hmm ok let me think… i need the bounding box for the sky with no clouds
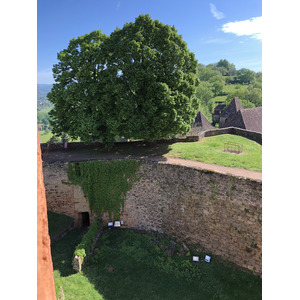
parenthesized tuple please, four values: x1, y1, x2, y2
(37, 0, 262, 84)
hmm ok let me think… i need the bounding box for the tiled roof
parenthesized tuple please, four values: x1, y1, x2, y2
(223, 107, 262, 133)
(189, 111, 215, 135)
(240, 107, 262, 133)
(221, 97, 244, 118)
(193, 111, 214, 129)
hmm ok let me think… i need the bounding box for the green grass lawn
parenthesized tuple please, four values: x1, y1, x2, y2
(223, 84, 249, 94)
(80, 134, 261, 171)
(47, 211, 73, 238)
(164, 134, 262, 171)
(51, 227, 103, 300)
(43, 134, 261, 171)
(50, 226, 261, 300)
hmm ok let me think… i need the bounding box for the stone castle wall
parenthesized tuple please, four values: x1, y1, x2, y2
(43, 160, 262, 275)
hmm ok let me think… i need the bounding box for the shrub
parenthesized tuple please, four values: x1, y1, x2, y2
(74, 219, 102, 263)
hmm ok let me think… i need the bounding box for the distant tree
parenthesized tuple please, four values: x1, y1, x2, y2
(216, 59, 231, 70)
(214, 66, 228, 76)
(225, 88, 255, 109)
(209, 75, 225, 96)
(48, 15, 200, 146)
(236, 68, 256, 84)
(195, 81, 214, 104)
(247, 86, 262, 107)
(197, 65, 221, 81)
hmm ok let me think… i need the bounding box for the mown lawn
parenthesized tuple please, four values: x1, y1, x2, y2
(164, 134, 262, 171)
(50, 216, 261, 300)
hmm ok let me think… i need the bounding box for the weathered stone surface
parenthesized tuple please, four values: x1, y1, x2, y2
(43, 161, 262, 275)
(72, 255, 82, 273)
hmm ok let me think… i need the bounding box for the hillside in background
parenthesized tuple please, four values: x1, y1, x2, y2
(37, 59, 262, 142)
(37, 84, 53, 111)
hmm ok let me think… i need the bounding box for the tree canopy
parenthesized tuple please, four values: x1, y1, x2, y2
(48, 15, 200, 146)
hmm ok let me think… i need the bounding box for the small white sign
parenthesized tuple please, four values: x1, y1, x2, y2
(120, 220, 124, 225)
(114, 221, 121, 227)
(204, 255, 211, 263)
(193, 256, 199, 262)
(108, 222, 113, 227)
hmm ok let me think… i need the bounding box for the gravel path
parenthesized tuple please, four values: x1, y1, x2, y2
(43, 151, 262, 181)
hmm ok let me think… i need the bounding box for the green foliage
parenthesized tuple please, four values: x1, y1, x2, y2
(195, 60, 261, 122)
(102, 14, 200, 143)
(225, 85, 261, 108)
(67, 160, 141, 219)
(48, 135, 60, 143)
(236, 68, 256, 85)
(209, 75, 225, 96)
(48, 30, 109, 144)
(74, 219, 102, 262)
(48, 15, 200, 146)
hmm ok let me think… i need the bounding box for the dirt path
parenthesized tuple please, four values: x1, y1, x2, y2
(43, 151, 262, 181)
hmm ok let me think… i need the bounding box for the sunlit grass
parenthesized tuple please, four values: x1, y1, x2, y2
(165, 134, 262, 171)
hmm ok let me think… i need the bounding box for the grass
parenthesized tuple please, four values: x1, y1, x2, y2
(38, 129, 81, 143)
(223, 84, 249, 94)
(47, 211, 73, 238)
(164, 134, 262, 171)
(50, 225, 261, 300)
(38, 130, 53, 143)
(51, 227, 103, 300)
(75, 134, 261, 172)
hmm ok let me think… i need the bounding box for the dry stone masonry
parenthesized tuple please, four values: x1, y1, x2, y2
(43, 160, 262, 275)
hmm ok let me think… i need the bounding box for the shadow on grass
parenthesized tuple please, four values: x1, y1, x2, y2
(50, 226, 261, 300)
(51, 228, 87, 277)
(81, 229, 262, 300)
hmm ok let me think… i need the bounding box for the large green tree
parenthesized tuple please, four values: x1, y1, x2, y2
(48, 30, 110, 144)
(101, 14, 200, 143)
(48, 15, 200, 146)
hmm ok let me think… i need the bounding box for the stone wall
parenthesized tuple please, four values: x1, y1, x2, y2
(40, 136, 200, 152)
(199, 127, 262, 145)
(42, 163, 96, 226)
(43, 160, 262, 275)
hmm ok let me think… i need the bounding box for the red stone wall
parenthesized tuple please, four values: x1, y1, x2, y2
(37, 129, 56, 300)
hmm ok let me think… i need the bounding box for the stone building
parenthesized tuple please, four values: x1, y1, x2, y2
(222, 106, 262, 133)
(219, 97, 244, 127)
(212, 102, 226, 124)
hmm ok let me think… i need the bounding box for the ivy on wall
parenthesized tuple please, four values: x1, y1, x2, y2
(67, 160, 142, 219)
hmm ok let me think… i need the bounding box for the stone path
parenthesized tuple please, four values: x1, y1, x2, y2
(43, 151, 262, 181)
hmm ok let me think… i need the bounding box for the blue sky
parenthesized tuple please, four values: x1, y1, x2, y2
(38, 0, 262, 84)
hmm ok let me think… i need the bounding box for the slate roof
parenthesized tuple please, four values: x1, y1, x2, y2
(220, 97, 244, 119)
(223, 106, 262, 133)
(189, 111, 215, 135)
